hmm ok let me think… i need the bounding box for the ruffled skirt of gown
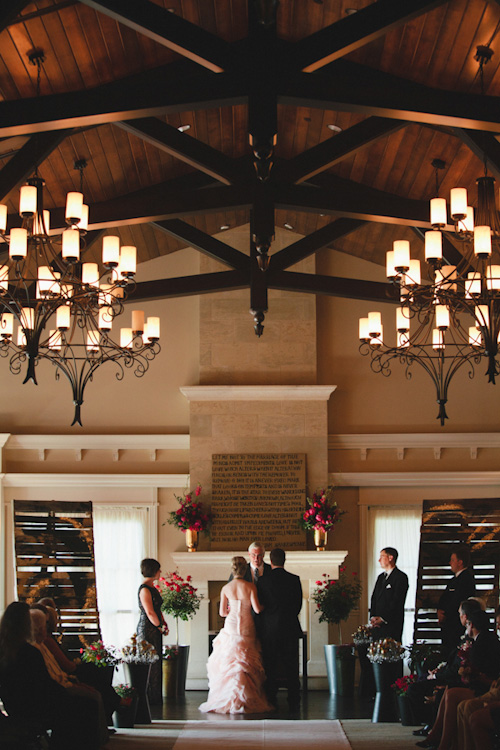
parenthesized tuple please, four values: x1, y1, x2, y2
(199, 599, 273, 714)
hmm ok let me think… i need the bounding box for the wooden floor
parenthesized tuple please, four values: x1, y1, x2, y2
(151, 690, 375, 721)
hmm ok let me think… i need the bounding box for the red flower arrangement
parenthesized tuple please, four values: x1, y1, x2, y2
(299, 486, 345, 532)
(167, 484, 211, 533)
(155, 570, 203, 645)
(392, 674, 418, 696)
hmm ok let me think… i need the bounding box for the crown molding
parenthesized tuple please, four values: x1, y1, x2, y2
(331, 471, 500, 487)
(2, 473, 189, 488)
(180, 385, 337, 401)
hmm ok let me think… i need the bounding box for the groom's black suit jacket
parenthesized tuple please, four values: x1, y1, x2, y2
(256, 566, 303, 645)
(369, 566, 409, 641)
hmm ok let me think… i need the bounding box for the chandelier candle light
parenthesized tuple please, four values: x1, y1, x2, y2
(358, 48, 500, 425)
(0, 54, 161, 426)
(359, 166, 500, 423)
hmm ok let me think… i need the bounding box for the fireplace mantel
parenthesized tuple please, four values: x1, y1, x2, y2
(169, 550, 348, 690)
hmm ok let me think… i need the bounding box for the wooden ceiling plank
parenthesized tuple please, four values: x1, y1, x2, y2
(78, 0, 232, 72)
(0, 63, 246, 137)
(278, 117, 406, 184)
(270, 218, 366, 272)
(280, 60, 500, 132)
(294, 0, 449, 73)
(0, 129, 73, 201)
(151, 218, 250, 271)
(127, 269, 249, 301)
(267, 269, 398, 303)
(117, 117, 237, 185)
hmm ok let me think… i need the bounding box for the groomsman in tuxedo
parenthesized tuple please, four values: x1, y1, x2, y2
(437, 544, 475, 656)
(257, 548, 303, 712)
(369, 547, 409, 641)
(229, 541, 271, 583)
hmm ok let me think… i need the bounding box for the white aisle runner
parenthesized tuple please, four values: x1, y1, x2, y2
(172, 719, 351, 750)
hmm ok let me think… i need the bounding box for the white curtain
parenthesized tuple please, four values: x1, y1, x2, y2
(93, 506, 149, 650)
(367, 506, 421, 649)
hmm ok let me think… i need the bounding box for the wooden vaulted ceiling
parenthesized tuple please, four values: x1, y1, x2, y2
(2, 0, 500, 328)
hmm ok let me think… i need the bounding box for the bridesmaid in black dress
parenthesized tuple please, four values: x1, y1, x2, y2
(137, 558, 168, 705)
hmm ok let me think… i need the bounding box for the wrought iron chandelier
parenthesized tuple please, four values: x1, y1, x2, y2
(358, 47, 500, 426)
(0, 52, 161, 426)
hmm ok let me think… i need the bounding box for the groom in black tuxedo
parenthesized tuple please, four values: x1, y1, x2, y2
(369, 546, 409, 642)
(257, 548, 303, 712)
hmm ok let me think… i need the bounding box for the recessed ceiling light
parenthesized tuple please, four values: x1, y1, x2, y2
(177, 124, 191, 133)
(219, 225, 230, 231)
(284, 223, 294, 231)
(327, 124, 343, 133)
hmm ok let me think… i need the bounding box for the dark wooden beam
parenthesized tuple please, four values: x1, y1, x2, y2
(278, 175, 436, 228)
(0, 130, 73, 201)
(116, 118, 238, 185)
(294, 0, 448, 72)
(270, 218, 366, 272)
(277, 117, 405, 185)
(126, 269, 249, 302)
(151, 219, 250, 272)
(451, 128, 500, 183)
(0, 63, 246, 137)
(267, 269, 398, 303)
(0, 0, 32, 31)
(280, 60, 500, 133)
(79, 0, 232, 72)
(57, 182, 253, 230)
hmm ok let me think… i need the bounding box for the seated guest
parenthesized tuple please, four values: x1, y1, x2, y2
(456, 606, 500, 750)
(416, 609, 500, 750)
(30, 608, 108, 747)
(0, 601, 96, 750)
(409, 599, 482, 732)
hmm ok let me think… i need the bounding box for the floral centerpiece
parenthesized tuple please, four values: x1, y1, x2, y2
(312, 567, 362, 643)
(391, 673, 418, 696)
(121, 633, 159, 664)
(299, 486, 345, 549)
(352, 624, 372, 646)
(167, 484, 211, 534)
(156, 570, 203, 645)
(367, 637, 405, 664)
(80, 640, 121, 667)
(114, 683, 137, 704)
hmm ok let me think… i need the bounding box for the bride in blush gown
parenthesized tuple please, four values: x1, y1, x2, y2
(199, 556, 273, 714)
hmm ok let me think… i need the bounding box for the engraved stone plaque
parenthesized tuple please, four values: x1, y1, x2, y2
(211, 453, 306, 550)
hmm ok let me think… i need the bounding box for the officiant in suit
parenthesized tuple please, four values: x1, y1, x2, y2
(257, 548, 303, 712)
(229, 541, 271, 584)
(369, 547, 409, 642)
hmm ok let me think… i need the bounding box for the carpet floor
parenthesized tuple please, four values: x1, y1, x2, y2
(107, 718, 420, 750)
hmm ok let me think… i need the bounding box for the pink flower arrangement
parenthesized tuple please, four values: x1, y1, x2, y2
(167, 484, 211, 533)
(299, 485, 345, 532)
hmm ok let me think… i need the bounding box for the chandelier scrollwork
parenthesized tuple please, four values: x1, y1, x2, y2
(0, 53, 161, 426)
